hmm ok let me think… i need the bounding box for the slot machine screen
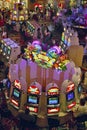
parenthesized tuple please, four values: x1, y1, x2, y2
(78, 84, 83, 93)
(7, 48, 11, 55)
(66, 91, 75, 102)
(1, 44, 4, 49)
(4, 46, 7, 53)
(27, 95, 38, 104)
(12, 88, 21, 99)
(48, 96, 59, 105)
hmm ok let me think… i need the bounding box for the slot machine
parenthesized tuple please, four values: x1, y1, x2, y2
(46, 83, 60, 116)
(0, 38, 21, 63)
(60, 80, 76, 112)
(10, 80, 27, 110)
(26, 81, 41, 115)
(72, 73, 83, 104)
(26, 20, 41, 39)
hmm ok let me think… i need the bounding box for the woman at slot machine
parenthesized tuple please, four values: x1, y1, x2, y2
(72, 98, 87, 118)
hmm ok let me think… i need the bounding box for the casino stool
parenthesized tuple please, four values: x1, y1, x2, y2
(75, 114, 87, 130)
(48, 118, 59, 130)
(19, 116, 38, 130)
(1, 108, 12, 119)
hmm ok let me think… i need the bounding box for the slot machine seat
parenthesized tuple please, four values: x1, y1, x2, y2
(75, 114, 87, 129)
(48, 118, 60, 129)
(18, 115, 38, 130)
(0, 108, 12, 119)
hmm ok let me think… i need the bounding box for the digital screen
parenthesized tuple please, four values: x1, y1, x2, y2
(48, 96, 59, 105)
(7, 49, 11, 55)
(12, 88, 21, 98)
(66, 91, 75, 102)
(78, 84, 82, 93)
(4, 47, 7, 52)
(27, 95, 38, 104)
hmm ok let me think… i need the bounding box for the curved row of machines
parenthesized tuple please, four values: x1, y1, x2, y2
(4, 76, 83, 118)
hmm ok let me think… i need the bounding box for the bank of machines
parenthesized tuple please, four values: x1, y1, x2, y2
(0, 38, 21, 63)
(60, 80, 76, 112)
(10, 79, 27, 110)
(26, 20, 41, 39)
(72, 73, 83, 104)
(26, 81, 42, 115)
(10, 3, 28, 21)
(61, 27, 79, 46)
(46, 83, 60, 116)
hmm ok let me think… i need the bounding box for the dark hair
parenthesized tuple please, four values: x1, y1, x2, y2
(25, 108, 30, 114)
(37, 28, 40, 31)
(80, 98, 85, 106)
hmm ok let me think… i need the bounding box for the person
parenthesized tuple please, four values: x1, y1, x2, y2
(17, 108, 36, 130)
(83, 42, 87, 68)
(37, 28, 41, 39)
(73, 98, 87, 118)
(4, 62, 10, 78)
(2, 28, 8, 38)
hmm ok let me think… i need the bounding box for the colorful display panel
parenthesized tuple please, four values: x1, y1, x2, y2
(26, 82, 41, 115)
(10, 80, 22, 109)
(46, 83, 60, 116)
(24, 40, 69, 71)
(60, 80, 76, 112)
(66, 91, 75, 102)
(12, 88, 21, 99)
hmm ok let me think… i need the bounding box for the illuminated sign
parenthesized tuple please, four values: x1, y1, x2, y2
(48, 107, 60, 113)
(24, 42, 69, 71)
(48, 87, 59, 95)
(66, 83, 75, 92)
(67, 102, 76, 109)
(11, 99, 18, 106)
(28, 85, 40, 94)
(14, 80, 21, 89)
(27, 106, 38, 113)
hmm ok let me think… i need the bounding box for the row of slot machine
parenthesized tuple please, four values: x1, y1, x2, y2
(4, 76, 83, 117)
(25, 20, 41, 39)
(61, 27, 79, 47)
(0, 38, 20, 63)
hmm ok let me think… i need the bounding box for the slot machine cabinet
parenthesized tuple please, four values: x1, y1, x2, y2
(0, 38, 21, 63)
(26, 81, 41, 115)
(26, 20, 42, 39)
(46, 83, 60, 116)
(10, 80, 27, 110)
(60, 80, 76, 112)
(72, 73, 83, 104)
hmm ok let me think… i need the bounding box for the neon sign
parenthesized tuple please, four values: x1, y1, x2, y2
(24, 41, 69, 71)
(14, 80, 21, 89)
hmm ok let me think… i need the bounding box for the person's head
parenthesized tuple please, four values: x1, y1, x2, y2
(25, 108, 30, 114)
(37, 28, 40, 31)
(80, 98, 85, 106)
